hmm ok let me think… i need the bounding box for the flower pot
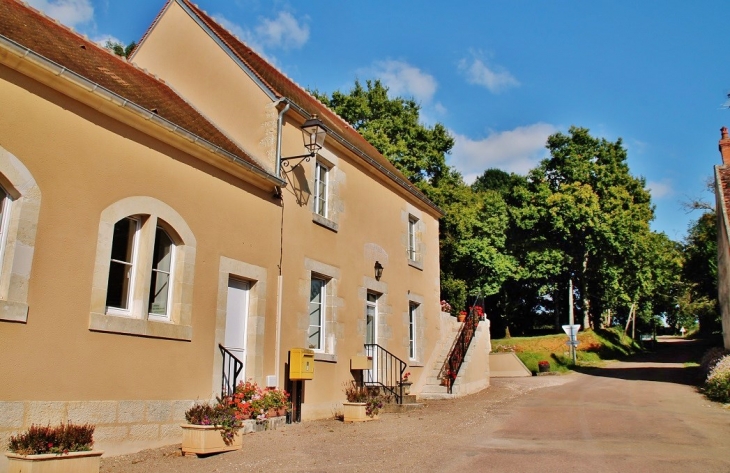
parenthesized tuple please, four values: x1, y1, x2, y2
(5, 450, 104, 473)
(342, 402, 374, 422)
(400, 381, 412, 395)
(538, 363, 550, 373)
(457, 314, 466, 322)
(181, 424, 242, 456)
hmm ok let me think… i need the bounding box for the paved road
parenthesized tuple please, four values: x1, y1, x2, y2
(102, 337, 730, 472)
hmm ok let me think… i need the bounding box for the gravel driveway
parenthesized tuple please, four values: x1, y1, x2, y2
(101, 338, 730, 473)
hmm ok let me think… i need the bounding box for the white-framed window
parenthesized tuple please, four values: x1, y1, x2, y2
(366, 291, 378, 345)
(409, 302, 418, 359)
(408, 215, 418, 261)
(148, 226, 174, 318)
(106, 217, 139, 313)
(314, 162, 329, 218)
(0, 186, 13, 276)
(105, 217, 176, 321)
(308, 276, 327, 350)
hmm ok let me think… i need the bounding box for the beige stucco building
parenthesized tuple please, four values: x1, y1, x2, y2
(0, 0, 456, 460)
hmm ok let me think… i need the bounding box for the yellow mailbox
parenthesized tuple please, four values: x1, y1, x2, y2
(289, 348, 315, 380)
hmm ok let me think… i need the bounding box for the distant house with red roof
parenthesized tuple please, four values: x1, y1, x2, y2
(714, 127, 730, 349)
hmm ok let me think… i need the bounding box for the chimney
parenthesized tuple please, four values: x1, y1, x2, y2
(720, 126, 730, 165)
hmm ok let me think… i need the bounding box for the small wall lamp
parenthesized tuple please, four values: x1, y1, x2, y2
(374, 261, 384, 281)
(281, 114, 327, 169)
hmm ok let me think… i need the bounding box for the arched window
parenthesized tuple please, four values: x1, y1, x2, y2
(89, 197, 196, 340)
(0, 146, 41, 324)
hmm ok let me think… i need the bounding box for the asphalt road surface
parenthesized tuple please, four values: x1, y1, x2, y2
(101, 337, 730, 473)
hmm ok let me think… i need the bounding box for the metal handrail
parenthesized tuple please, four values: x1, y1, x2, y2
(444, 309, 481, 394)
(219, 344, 243, 397)
(363, 343, 407, 404)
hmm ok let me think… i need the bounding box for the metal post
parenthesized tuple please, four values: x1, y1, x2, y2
(568, 279, 576, 364)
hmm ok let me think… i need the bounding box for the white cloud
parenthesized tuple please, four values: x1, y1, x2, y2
(450, 123, 558, 182)
(458, 56, 519, 93)
(26, 0, 93, 28)
(93, 34, 121, 48)
(647, 179, 674, 199)
(255, 12, 309, 50)
(369, 60, 437, 103)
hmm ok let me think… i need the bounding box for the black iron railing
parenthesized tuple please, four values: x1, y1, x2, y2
(443, 309, 481, 394)
(219, 344, 243, 398)
(363, 343, 407, 404)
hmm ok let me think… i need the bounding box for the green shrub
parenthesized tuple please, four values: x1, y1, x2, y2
(703, 354, 730, 403)
(8, 423, 94, 455)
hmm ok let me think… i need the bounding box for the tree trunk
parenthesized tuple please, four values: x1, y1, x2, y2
(581, 252, 591, 329)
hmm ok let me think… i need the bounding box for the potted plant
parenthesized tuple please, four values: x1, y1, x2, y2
(538, 360, 550, 373)
(5, 422, 102, 473)
(341, 382, 388, 422)
(181, 401, 243, 456)
(399, 371, 413, 395)
(457, 311, 467, 322)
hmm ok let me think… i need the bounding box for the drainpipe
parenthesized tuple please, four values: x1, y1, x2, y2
(274, 99, 289, 386)
(275, 100, 291, 179)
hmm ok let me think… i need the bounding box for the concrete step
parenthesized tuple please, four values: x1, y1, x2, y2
(418, 392, 454, 400)
(381, 402, 424, 414)
(419, 384, 449, 394)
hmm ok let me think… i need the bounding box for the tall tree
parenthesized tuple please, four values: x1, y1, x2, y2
(312, 80, 453, 187)
(512, 127, 654, 329)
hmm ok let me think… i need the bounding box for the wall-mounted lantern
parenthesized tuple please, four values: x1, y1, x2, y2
(374, 261, 384, 281)
(281, 114, 327, 169)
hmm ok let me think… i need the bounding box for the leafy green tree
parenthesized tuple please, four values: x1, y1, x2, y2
(312, 80, 453, 186)
(680, 211, 720, 334)
(511, 127, 655, 330)
(104, 40, 136, 59)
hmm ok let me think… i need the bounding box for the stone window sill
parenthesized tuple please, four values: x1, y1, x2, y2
(312, 213, 338, 233)
(408, 259, 423, 271)
(0, 300, 29, 323)
(89, 312, 192, 341)
(314, 353, 338, 363)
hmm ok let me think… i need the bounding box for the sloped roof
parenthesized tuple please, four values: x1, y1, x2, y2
(0, 0, 270, 178)
(152, 0, 442, 215)
(717, 167, 730, 219)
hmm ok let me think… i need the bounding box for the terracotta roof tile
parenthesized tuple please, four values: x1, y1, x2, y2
(718, 167, 730, 217)
(0, 0, 267, 175)
(176, 0, 441, 213)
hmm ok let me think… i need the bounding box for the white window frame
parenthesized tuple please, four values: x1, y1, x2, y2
(0, 187, 13, 279)
(365, 291, 378, 345)
(89, 196, 196, 341)
(105, 216, 140, 317)
(147, 225, 176, 321)
(314, 162, 329, 218)
(408, 215, 418, 262)
(409, 302, 418, 359)
(308, 275, 327, 352)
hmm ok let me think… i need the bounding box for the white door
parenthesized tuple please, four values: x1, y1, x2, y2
(224, 278, 249, 387)
(365, 292, 378, 384)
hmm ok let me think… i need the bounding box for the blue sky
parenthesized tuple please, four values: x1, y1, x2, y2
(26, 0, 730, 241)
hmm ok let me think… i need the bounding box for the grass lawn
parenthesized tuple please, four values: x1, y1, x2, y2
(491, 327, 643, 374)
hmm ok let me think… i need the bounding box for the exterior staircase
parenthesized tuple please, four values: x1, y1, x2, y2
(417, 311, 491, 400)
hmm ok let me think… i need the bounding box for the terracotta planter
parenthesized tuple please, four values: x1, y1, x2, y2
(5, 450, 103, 473)
(180, 424, 242, 456)
(342, 402, 375, 422)
(457, 314, 466, 322)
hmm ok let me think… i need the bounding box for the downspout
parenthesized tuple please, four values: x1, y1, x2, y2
(274, 99, 290, 386)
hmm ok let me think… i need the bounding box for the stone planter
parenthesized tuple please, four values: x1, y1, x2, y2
(400, 381, 413, 395)
(180, 424, 242, 456)
(342, 402, 376, 422)
(5, 450, 103, 473)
